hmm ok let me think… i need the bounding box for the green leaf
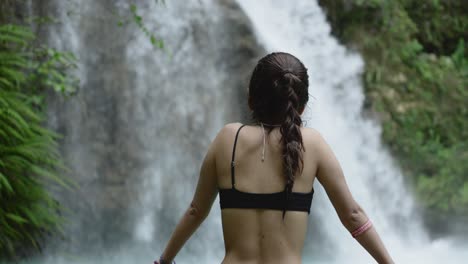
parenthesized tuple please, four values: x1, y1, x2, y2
(0, 172, 14, 194)
(130, 4, 137, 13)
(5, 214, 28, 224)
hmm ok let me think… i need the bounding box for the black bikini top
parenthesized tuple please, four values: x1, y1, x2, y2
(219, 124, 314, 215)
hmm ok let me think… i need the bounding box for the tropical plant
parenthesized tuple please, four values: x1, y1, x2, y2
(0, 24, 76, 259)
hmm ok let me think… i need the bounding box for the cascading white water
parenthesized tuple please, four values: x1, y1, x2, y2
(236, 0, 468, 263)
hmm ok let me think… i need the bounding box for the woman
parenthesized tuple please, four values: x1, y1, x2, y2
(155, 52, 394, 264)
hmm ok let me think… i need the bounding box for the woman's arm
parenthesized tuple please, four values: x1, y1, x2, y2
(312, 130, 394, 264)
(158, 134, 219, 263)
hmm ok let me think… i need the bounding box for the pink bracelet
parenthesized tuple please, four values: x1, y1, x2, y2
(351, 220, 373, 238)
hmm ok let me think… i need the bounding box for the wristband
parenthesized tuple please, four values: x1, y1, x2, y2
(351, 219, 372, 238)
(154, 256, 175, 264)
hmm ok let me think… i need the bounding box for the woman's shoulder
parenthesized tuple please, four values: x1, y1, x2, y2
(222, 122, 244, 132)
(211, 122, 244, 145)
(301, 126, 327, 150)
(217, 122, 244, 136)
(301, 126, 322, 138)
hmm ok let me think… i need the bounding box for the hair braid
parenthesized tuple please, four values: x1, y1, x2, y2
(279, 73, 305, 218)
(248, 52, 309, 219)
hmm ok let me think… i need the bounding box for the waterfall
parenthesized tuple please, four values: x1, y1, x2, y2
(21, 0, 467, 263)
(29, 0, 261, 263)
(236, 0, 468, 263)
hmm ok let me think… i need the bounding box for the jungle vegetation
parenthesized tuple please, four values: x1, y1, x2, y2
(0, 23, 76, 258)
(318, 0, 468, 229)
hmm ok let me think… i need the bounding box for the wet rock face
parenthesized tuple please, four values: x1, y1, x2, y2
(31, 0, 264, 253)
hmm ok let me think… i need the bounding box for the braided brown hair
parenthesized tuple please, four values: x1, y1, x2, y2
(248, 52, 309, 218)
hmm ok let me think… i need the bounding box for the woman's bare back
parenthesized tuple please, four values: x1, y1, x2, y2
(157, 52, 393, 263)
(215, 123, 319, 264)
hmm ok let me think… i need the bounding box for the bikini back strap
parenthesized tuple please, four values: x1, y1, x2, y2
(231, 124, 246, 188)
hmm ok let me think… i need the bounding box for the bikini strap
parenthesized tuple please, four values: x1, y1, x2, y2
(231, 124, 246, 188)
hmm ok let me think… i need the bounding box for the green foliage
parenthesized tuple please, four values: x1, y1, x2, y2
(452, 40, 468, 76)
(129, 4, 165, 49)
(0, 24, 76, 259)
(116, 2, 165, 50)
(319, 0, 468, 215)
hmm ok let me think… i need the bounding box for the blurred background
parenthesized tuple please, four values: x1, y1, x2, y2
(0, 0, 466, 263)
